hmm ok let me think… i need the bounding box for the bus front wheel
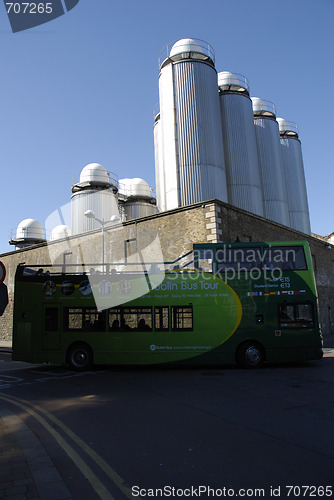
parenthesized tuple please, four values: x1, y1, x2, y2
(237, 341, 265, 369)
(67, 343, 93, 371)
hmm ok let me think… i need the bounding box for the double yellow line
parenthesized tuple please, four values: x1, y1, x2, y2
(0, 392, 132, 500)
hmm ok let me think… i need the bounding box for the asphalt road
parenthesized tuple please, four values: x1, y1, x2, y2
(1, 350, 334, 499)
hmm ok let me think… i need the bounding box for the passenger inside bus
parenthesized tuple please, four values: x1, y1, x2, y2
(138, 318, 151, 331)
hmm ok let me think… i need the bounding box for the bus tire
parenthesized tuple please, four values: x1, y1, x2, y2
(237, 341, 265, 369)
(67, 343, 93, 371)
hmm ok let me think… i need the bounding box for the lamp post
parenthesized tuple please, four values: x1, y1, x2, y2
(84, 210, 120, 272)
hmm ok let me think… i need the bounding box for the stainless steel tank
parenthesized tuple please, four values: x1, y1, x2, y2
(218, 72, 264, 216)
(71, 189, 119, 234)
(71, 163, 119, 234)
(158, 38, 228, 209)
(277, 118, 311, 234)
(252, 98, 290, 226)
(153, 111, 166, 212)
(118, 178, 157, 222)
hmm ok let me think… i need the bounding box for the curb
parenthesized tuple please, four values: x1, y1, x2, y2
(0, 407, 73, 499)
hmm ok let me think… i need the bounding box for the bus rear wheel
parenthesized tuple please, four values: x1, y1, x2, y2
(237, 341, 265, 369)
(67, 343, 93, 371)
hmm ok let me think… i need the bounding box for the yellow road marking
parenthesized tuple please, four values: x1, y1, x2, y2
(0, 393, 132, 499)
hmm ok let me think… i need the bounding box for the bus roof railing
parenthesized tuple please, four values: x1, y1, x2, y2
(16, 250, 195, 277)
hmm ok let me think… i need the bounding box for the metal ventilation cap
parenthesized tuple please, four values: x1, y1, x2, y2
(72, 163, 119, 193)
(159, 38, 215, 68)
(50, 225, 71, 241)
(170, 38, 206, 57)
(119, 178, 154, 199)
(251, 97, 276, 118)
(16, 219, 44, 240)
(218, 72, 249, 94)
(276, 118, 299, 138)
(80, 163, 110, 185)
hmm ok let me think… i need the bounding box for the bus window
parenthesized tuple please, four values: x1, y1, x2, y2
(216, 247, 262, 273)
(264, 246, 307, 271)
(279, 303, 314, 328)
(64, 307, 106, 332)
(171, 306, 193, 331)
(154, 306, 169, 331)
(108, 308, 122, 331)
(122, 307, 152, 331)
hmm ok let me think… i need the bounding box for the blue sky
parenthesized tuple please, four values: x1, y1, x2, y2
(0, 0, 333, 255)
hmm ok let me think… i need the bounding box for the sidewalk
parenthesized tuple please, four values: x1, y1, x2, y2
(0, 408, 73, 500)
(0, 340, 12, 352)
(0, 341, 73, 499)
(323, 334, 334, 349)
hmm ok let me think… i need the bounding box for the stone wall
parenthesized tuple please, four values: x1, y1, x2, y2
(210, 201, 334, 338)
(1, 200, 333, 342)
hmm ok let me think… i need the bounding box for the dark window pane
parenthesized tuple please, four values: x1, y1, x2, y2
(279, 303, 314, 328)
(264, 246, 307, 271)
(216, 247, 262, 273)
(45, 308, 58, 332)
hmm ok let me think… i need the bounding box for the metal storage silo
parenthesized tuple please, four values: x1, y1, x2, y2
(251, 98, 290, 226)
(277, 118, 311, 234)
(71, 163, 119, 234)
(118, 178, 157, 222)
(158, 38, 228, 210)
(153, 108, 166, 212)
(218, 72, 264, 216)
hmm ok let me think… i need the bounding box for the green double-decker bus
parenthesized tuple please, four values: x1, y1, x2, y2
(12, 241, 323, 369)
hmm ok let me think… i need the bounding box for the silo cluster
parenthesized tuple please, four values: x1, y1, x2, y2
(154, 37, 311, 234)
(70, 164, 157, 235)
(8, 37, 311, 251)
(10, 163, 157, 249)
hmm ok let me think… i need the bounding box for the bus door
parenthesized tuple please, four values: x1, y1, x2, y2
(42, 305, 61, 350)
